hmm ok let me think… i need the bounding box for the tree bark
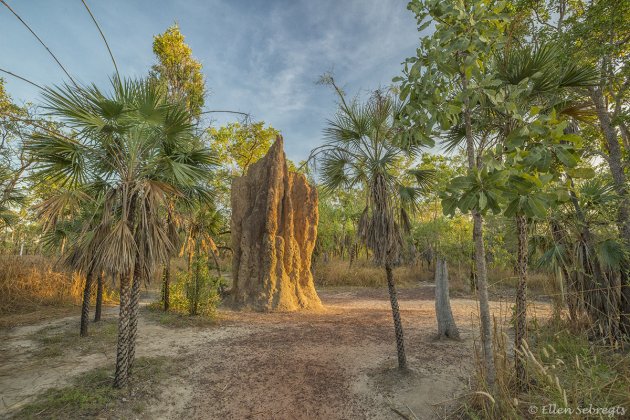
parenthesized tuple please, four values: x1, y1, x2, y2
(515, 215, 528, 390)
(80, 270, 94, 337)
(462, 71, 495, 388)
(94, 272, 103, 322)
(550, 221, 578, 324)
(385, 263, 407, 370)
(590, 87, 630, 337)
(127, 261, 142, 376)
(472, 211, 495, 387)
(590, 87, 630, 244)
(435, 258, 460, 339)
(113, 271, 132, 388)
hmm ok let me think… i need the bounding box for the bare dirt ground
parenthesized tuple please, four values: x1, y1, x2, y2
(0, 284, 551, 419)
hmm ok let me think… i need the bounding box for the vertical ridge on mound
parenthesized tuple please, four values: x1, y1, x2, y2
(231, 136, 322, 311)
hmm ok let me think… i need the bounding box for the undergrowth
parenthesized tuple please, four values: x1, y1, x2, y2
(0, 255, 116, 327)
(463, 318, 630, 419)
(13, 356, 177, 419)
(27, 318, 118, 359)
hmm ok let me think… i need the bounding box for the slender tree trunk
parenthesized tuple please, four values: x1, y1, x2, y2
(127, 261, 142, 376)
(619, 122, 630, 155)
(590, 88, 630, 244)
(113, 272, 132, 388)
(515, 215, 528, 390)
(80, 270, 94, 337)
(385, 263, 407, 370)
(435, 258, 460, 339)
(590, 87, 630, 337)
(472, 211, 495, 387)
(210, 250, 221, 278)
(462, 71, 495, 387)
(162, 261, 171, 312)
(94, 272, 103, 322)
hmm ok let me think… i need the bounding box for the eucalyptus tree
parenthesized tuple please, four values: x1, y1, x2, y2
(310, 76, 433, 370)
(0, 79, 34, 232)
(28, 78, 216, 388)
(399, 0, 510, 387)
(150, 24, 206, 120)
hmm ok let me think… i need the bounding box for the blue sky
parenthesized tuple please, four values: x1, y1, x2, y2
(1, 0, 422, 162)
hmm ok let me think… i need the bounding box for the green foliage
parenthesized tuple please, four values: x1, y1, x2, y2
(400, 0, 510, 134)
(27, 77, 216, 276)
(209, 121, 280, 176)
(169, 260, 221, 316)
(150, 24, 205, 118)
(207, 121, 280, 209)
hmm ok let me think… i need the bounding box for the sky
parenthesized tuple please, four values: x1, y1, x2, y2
(0, 0, 423, 162)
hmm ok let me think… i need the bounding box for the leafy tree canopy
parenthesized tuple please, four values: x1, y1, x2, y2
(150, 24, 206, 119)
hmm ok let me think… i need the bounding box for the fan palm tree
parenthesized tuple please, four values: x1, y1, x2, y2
(493, 43, 598, 388)
(28, 77, 216, 388)
(310, 76, 433, 370)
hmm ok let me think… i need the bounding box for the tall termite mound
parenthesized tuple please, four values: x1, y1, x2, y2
(230, 136, 322, 311)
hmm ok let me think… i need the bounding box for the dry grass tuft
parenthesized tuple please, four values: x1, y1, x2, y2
(0, 255, 115, 326)
(0, 255, 84, 313)
(313, 258, 431, 287)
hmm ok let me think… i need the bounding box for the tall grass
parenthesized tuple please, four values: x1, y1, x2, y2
(313, 258, 428, 287)
(464, 314, 630, 419)
(0, 255, 84, 314)
(313, 258, 554, 298)
(0, 256, 115, 318)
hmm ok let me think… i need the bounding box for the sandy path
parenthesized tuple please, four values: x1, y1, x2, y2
(0, 285, 551, 419)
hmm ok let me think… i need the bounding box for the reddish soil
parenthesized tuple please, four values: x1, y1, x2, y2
(0, 284, 551, 419)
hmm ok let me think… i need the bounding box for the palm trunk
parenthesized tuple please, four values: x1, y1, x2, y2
(94, 272, 103, 322)
(550, 221, 578, 323)
(515, 215, 528, 390)
(80, 270, 94, 337)
(127, 261, 142, 376)
(385, 263, 407, 370)
(163, 261, 170, 312)
(113, 272, 132, 388)
(569, 186, 619, 341)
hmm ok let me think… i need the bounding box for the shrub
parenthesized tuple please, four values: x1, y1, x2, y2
(168, 258, 222, 316)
